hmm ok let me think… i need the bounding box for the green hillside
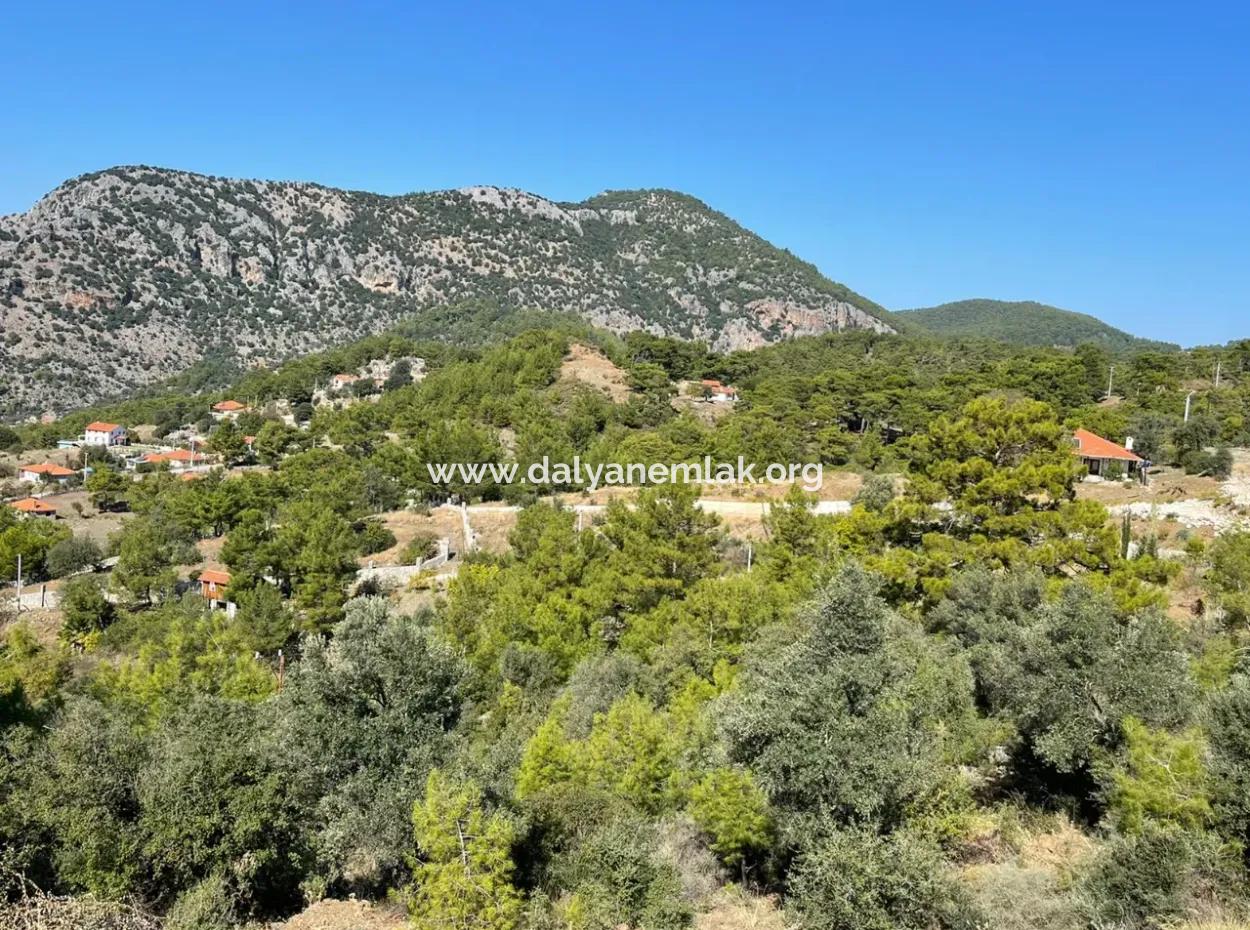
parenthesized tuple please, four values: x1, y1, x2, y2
(900, 298, 1177, 352)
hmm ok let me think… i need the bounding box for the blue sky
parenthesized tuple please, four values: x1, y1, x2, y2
(3, 1, 1247, 345)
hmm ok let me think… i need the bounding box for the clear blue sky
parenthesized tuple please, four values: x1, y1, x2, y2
(3, 1, 1247, 345)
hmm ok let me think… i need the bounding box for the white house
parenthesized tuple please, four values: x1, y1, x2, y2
(83, 421, 127, 447)
(19, 462, 76, 484)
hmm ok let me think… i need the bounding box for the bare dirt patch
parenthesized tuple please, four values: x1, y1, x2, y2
(1, 606, 63, 646)
(1223, 449, 1250, 508)
(559, 342, 632, 403)
(1075, 466, 1223, 507)
(40, 490, 132, 546)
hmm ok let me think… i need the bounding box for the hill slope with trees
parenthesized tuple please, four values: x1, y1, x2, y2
(900, 298, 1176, 352)
(4, 325, 1250, 929)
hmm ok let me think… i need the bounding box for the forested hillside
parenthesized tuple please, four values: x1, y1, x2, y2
(901, 298, 1177, 352)
(3, 325, 1250, 929)
(0, 166, 894, 418)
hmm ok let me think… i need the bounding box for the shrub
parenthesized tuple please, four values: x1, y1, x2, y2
(853, 473, 897, 512)
(357, 519, 397, 556)
(549, 818, 692, 930)
(1076, 824, 1236, 928)
(46, 535, 103, 579)
(400, 531, 439, 565)
(59, 576, 115, 643)
(788, 827, 982, 930)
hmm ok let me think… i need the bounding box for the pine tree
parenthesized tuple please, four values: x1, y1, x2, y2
(408, 771, 522, 930)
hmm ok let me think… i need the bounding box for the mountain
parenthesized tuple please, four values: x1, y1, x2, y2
(0, 166, 894, 418)
(899, 299, 1175, 352)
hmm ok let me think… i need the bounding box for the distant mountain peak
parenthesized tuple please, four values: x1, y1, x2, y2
(0, 166, 893, 417)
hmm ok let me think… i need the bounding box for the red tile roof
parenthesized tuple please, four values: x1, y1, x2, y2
(212, 399, 246, 412)
(20, 462, 75, 478)
(142, 449, 205, 464)
(10, 497, 57, 515)
(199, 569, 231, 585)
(1073, 428, 1143, 463)
(85, 421, 122, 432)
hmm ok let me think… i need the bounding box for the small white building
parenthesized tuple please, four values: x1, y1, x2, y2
(83, 421, 127, 447)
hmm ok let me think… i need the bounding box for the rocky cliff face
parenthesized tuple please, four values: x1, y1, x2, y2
(0, 166, 893, 417)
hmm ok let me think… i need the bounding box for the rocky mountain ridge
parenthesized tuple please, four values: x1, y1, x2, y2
(0, 166, 893, 417)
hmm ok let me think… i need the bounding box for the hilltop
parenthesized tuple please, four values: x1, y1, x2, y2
(0, 166, 894, 418)
(900, 298, 1176, 352)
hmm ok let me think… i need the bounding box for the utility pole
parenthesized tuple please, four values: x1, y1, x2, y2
(1184, 390, 1196, 422)
(14, 553, 21, 615)
(1215, 360, 1222, 388)
(1105, 365, 1115, 400)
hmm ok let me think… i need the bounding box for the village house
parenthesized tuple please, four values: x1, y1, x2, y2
(83, 421, 127, 447)
(1073, 428, 1144, 477)
(198, 569, 236, 616)
(211, 399, 248, 420)
(9, 497, 58, 518)
(18, 462, 76, 485)
(139, 449, 207, 472)
(330, 373, 360, 391)
(698, 379, 739, 403)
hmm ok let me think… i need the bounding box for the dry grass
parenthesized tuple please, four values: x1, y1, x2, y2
(956, 812, 1095, 930)
(464, 507, 517, 554)
(271, 898, 407, 930)
(19, 489, 132, 547)
(695, 888, 789, 930)
(0, 893, 161, 930)
(1076, 466, 1224, 507)
(362, 508, 464, 567)
(1014, 817, 1096, 873)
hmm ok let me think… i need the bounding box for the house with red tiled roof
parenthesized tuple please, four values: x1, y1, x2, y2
(140, 449, 207, 472)
(9, 497, 58, 517)
(84, 421, 127, 447)
(1073, 428, 1144, 477)
(211, 399, 248, 419)
(197, 569, 236, 615)
(698, 379, 739, 402)
(19, 462, 76, 484)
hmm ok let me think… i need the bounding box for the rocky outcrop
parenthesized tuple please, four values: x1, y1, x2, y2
(0, 167, 894, 417)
